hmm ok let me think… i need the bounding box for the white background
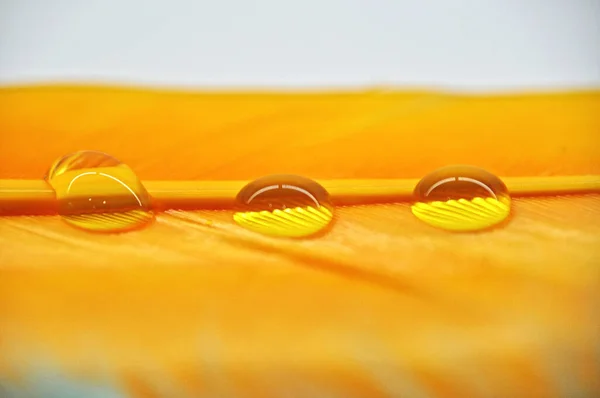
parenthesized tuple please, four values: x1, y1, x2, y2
(1, 0, 599, 91)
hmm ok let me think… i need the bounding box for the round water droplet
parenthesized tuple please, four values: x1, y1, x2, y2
(411, 165, 511, 231)
(46, 150, 154, 233)
(234, 175, 334, 238)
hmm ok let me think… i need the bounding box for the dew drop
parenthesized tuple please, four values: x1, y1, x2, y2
(233, 175, 334, 238)
(411, 165, 511, 231)
(45, 150, 154, 233)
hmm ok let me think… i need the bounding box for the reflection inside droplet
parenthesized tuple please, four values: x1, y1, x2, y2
(411, 165, 511, 231)
(234, 175, 334, 238)
(45, 150, 154, 233)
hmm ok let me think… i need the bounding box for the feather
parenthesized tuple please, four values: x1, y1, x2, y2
(0, 86, 599, 397)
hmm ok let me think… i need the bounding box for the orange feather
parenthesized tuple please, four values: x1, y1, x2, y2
(0, 85, 599, 397)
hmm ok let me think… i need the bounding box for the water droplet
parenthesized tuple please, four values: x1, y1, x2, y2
(233, 175, 334, 238)
(411, 165, 511, 231)
(45, 151, 154, 233)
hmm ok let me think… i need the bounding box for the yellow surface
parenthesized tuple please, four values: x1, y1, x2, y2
(0, 86, 599, 397)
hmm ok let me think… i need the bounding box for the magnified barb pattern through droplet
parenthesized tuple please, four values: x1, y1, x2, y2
(411, 165, 511, 231)
(45, 150, 154, 233)
(233, 175, 334, 238)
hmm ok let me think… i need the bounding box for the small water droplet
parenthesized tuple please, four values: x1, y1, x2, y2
(411, 165, 511, 231)
(45, 150, 154, 233)
(233, 175, 334, 238)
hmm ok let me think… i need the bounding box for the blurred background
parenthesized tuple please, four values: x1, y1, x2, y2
(1, 0, 599, 91)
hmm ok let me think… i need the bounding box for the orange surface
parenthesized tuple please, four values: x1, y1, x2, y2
(1, 86, 599, 180)
(0, 85, 599, 397)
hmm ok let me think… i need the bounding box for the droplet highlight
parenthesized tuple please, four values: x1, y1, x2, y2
(411, 165, 511, 231)
(234, 175, 334, 238)
(46, 150, 154, 233)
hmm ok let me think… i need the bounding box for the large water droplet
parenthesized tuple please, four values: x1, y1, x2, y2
(411, 165, 511, 231)
(46, 150, 154, 233)
(234, 175, 334, 238)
